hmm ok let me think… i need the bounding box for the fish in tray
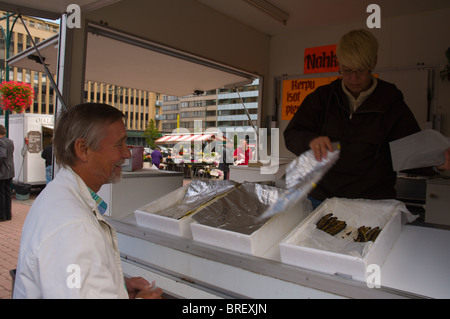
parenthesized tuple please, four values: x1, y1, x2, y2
(315, 213, 347, 236)
(354, 226, 382, 242)
(315, 213, 382, 242)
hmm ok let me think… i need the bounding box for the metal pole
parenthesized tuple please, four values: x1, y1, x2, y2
(235, 87, 259, 139)
(1, 13, 25, 137)
(18, 15, 67, 111)
(4, 14, 9, 137)
(3, 13, 13, 137)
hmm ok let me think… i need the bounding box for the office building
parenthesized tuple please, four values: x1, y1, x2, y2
(160, 79, 260, 137)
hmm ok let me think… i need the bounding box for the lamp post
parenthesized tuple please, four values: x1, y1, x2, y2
(0, 12, 20, 137)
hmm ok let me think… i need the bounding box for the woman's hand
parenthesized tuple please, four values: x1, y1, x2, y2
(309, 136, 333, 161)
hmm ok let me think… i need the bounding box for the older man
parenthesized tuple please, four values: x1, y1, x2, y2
(14, 103, 162, 299)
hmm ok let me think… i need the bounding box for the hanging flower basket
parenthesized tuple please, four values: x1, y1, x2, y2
(0, 81, 35, 113)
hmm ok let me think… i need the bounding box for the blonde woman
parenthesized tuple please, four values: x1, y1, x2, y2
(284, 29, 449, 209)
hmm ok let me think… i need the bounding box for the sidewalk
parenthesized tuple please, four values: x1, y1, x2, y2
(0, 194, 35, 299)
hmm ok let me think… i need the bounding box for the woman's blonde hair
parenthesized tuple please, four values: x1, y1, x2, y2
(337, 29, 378, 71)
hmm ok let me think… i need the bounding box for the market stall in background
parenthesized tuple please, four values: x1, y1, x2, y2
(155, 132, 225, 178)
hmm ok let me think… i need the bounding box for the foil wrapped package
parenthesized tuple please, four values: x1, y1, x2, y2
(257, 143, 340, 221)
(191, 182, 284, 235)
(136, 145, 340, 242)
(285, 142, 341, 189)
(138, 179, 237, 220)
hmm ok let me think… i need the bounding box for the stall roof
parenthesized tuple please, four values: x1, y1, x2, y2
(5, 0, 450, 96)
(4, 0, 450, 97)
(0, 0, 120, 20)
(2, 0, 449, 36)
(198, 0, 450, 36)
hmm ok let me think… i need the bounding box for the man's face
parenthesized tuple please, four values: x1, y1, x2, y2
(340, 66, 372, 98)
(88, 120, 131, 187)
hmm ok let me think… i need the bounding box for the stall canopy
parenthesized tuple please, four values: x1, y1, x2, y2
(7, 22, 257, 98)
(6, 34, 59, 75)
(84, 25, 256, 97)
(155, 133, 225, 144)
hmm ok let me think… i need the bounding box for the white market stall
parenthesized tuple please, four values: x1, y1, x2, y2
(0, 113, 54, 185)
(3, 0, 450, 299)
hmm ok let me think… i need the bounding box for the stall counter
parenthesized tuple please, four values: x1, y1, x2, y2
(109, 215, 450, 299)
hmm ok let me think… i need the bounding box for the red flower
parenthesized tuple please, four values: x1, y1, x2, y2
(0, 81, 34, 113)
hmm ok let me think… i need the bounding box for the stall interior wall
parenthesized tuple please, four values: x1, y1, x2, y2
(270, 7, 450, 157)
(376, 68, 435, 130)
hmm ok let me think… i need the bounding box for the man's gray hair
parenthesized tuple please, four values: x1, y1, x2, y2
(53, 103, 125, 167)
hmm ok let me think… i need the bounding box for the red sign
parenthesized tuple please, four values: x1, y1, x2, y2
(304, 44, 338, 74)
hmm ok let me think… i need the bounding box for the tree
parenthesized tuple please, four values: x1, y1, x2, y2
(144, 119, 160, 148)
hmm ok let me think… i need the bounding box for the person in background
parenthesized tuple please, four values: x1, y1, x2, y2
(14, 103, 163, 299)
(234, 138, 253, 165)
(41, 138, 53, 184)
(151, 146, 163, 169)
(218, 139, 234, 179)
(284, 29, 450, 209)
(0, 124, 14, 221)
